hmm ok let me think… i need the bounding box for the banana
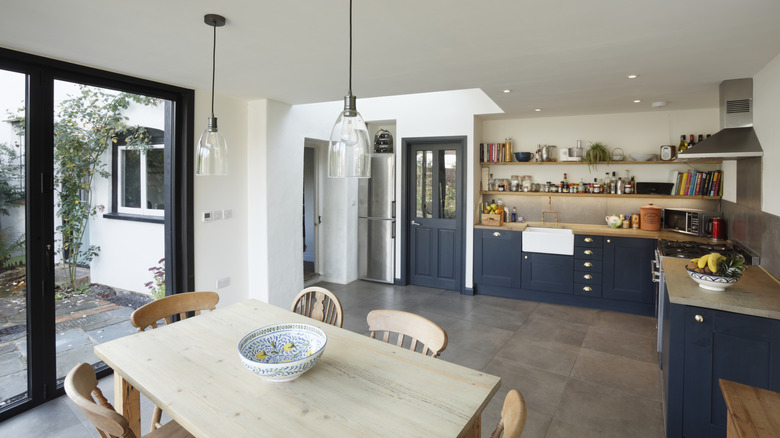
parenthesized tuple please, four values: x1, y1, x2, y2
(707, 253, 723, 273)
(691, 258, 700, 265)
(697, 254, 711, 269)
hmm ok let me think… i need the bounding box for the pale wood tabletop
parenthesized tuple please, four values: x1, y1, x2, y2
(94, 299, 501, 437)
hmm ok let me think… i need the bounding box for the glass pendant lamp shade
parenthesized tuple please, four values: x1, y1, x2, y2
(196, 13, 228, 176)
(329, 94, 370, 178)
(196, 115, 228, 175)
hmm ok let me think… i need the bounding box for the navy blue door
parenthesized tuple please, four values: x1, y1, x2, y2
(407, 141, 463, 290)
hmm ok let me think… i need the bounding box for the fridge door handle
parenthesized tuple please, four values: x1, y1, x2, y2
(392, 200, 396, 218)
(411, 220, 420, 226)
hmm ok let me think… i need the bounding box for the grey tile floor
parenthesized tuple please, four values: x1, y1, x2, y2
(0, 280, 664, 437)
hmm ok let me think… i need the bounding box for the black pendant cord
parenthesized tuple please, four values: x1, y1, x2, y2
(348, 0, 353, 95)
(211, 22, 217, 118)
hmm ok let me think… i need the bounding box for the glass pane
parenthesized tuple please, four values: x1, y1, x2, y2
(146, 148, 164, 210)
(0, 69, 28, 408)
(121, 149, 141, 208)
(439, 150, 457, 219)
(415, 151, 433, 218)
(53, 80, 167, 385)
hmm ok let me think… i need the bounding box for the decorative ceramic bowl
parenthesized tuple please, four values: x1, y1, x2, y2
(238, 323, 327, 382)
(630, 153, 656, 161)
(514, 152, 533, 162)
(685, 268, 740, 291)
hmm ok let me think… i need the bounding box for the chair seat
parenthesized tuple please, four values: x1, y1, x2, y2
(146, 419, 193, 438)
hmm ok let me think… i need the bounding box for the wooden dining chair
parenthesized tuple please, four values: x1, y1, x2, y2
(64, 363, 193, 438)
(130, 291, 219, 430)
(290, 286, 344, 328)
(490, 390, 527, 438)
(366, 309, 448, 358)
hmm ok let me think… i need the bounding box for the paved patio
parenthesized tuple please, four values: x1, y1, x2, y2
(0, 278, 151, 408)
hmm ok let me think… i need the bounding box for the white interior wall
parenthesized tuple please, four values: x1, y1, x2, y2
(193, 91, 249, 308)
(754, 51, 780, 215)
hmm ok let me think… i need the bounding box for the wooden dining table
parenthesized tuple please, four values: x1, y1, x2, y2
(94, 299, 501, 437)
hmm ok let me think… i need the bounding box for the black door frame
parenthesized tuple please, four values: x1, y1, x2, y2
(0, 47, 195, 420)
(399, 136, 467, 293)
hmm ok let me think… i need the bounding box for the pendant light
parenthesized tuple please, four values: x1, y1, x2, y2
(196, 14, 228, 176)
(328, 0, 371, 178)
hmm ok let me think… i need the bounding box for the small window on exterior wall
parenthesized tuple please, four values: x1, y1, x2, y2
(117, 144, 164, 216)
(111, 126, 166, 219)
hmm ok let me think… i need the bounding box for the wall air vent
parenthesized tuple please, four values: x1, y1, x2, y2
(726, 98, 750, 114)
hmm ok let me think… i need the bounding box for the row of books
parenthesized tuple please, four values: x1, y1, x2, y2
(479, 143, 511, 162)
(671, 170, 722, 196)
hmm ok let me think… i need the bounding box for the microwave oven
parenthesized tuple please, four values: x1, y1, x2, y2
(663, 208, 720, 237)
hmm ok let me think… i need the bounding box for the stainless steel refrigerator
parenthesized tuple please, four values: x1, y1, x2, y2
(358, 154, 395, 283)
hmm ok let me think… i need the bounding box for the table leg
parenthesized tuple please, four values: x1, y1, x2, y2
(462, 414, 481, 438)
(114, 373, 141, 437)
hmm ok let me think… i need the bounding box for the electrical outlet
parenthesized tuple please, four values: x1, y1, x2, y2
(202, 211, 212, 222)
(216, 277, 231, 289)
(212, 210, 223, 220)
(223, 209, 232, 219)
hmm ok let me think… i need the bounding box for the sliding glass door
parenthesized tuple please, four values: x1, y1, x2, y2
(0, 48, 194, 420)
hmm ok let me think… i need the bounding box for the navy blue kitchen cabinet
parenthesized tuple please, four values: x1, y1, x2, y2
(473, 229, 522, 289)
(664, 300, 780, 438)
(521, 252, 573, 293)
(603, 236, 654, 304)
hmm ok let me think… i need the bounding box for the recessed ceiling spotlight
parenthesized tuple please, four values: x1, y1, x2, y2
(503, 89, 511, 93)
(627, 74, 639, 79)
(534, 108, 542, 112)
(634, 100, 641, 103)
(652, 101, 668, 108)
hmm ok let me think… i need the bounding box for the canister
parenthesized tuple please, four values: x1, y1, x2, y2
(640, 203, 662, 231)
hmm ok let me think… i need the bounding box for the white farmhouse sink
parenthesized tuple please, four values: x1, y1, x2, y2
(522, 227, 574, 255)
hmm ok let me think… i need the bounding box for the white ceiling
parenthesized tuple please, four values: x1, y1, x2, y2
(2, 0, 780, 119)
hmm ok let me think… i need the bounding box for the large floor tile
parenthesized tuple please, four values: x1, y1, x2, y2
(592, 309, 657, 339)
(483, 356, 569, 417)
(582, 324, 658, 364)
(533, 302, 598, 325)
(513, 314, 589, 347)
(463, 303, 532, 331)
(570, 348, 662, 402)
(554, 378, 664, 438)
(493, 333, 580, 377)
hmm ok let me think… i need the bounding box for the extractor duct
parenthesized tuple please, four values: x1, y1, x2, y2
(678, 78, 763, 159)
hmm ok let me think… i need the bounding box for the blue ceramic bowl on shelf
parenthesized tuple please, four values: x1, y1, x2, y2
(514, 152, 533, 162)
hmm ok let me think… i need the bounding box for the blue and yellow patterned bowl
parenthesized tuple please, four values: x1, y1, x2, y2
(685, 267, 740, 292)
(238, 323, 327, 382)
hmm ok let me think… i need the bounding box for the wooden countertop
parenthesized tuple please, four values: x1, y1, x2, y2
(663, 257, 780, 320)
(474, 221, 713, 241)
(719, 379, 780, 438)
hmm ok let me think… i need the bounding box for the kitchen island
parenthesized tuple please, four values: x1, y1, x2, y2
(661, 257, 780, 438)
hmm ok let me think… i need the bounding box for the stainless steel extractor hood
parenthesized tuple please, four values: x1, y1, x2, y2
(679, 78, 763, 159)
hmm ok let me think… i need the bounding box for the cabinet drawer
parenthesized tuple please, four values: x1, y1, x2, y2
(574, 283, 602, 297)
(574, 271, 602, 284)
(576, 235, 603, 247)
(574, 246, 603, 259)
(574, 258, 602, 272)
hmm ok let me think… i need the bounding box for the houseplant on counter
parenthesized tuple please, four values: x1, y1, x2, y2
(585, 141, 611, 171)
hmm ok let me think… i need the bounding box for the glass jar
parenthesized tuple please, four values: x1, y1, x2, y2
(521, 175, 532, 192)
(510, 175, 520, 192)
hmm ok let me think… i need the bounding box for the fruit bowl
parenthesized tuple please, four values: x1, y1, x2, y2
(685, 267, 740, 291)
(238, 323, 327, 382)
(514, 152, 533, 162)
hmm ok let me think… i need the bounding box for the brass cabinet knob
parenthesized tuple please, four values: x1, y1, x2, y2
(493, 232, 501, 237)
(583, 286, 592, 292)
(695, 314, 704, 323)
(584, 250, 593, 255)
(584, 262, 593, 267)
(524, 255, 528, 259)
(607, 239, 611, 243)
(584, 237, 593, 242)
(584, 274, 592, 280)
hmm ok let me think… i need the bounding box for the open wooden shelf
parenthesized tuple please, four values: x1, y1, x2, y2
(480, 159, 723, 167)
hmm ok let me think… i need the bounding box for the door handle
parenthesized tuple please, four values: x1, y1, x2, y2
(411, 220, 420, 226)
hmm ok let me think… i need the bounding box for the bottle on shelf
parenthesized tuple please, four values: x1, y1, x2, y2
(679, 135, 688, 152)
(698, 134, 704, 143)
(488, 174, 495, 191)
(689, 134, 696, 148)
(511, 206, 517, 222)
(563, 173, 569, 187)
(592, 178, 601, 194)
(578, 179, 585, 193)
(610, 171, 617, 194)
(616, 177, 624, 194)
